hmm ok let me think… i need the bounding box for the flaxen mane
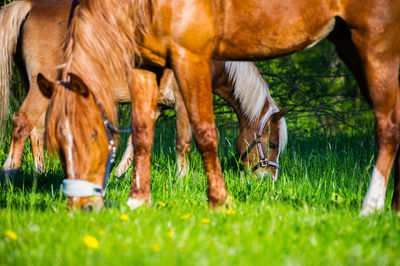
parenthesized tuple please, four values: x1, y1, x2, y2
(46, 0, 151, 153)
(225, 61, 287, 152)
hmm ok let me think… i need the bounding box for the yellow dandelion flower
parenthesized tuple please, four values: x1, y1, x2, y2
(157, 201, 166, 207)
(5, 230, 17, 240)
(83, 235, 99, 249)
(152, 243, 161, 252)
(98, 229, 105, 236)
(120, 214, 129, 221)
(226, 209, 236, 215)
(180, 213, 191, 220)
(167, 231, 174, 238)
(200, 218, 211, 224)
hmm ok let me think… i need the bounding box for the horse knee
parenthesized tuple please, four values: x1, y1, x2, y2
(132, 125, 154, 153)
(376, 116, 400, 149)
(192, 125, 218, 154)
(11, 111, 31, 140)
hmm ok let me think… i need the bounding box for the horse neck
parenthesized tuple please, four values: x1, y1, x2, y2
(211, 61, 274, 131)
(212, 71, 270, 132)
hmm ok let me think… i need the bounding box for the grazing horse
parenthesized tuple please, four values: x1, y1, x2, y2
(40, 0, 400, 214)
(115, 64, 287, 180)
(0, 0, 286, 180)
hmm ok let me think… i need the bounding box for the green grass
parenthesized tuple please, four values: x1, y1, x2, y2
(0, 119, 399, 265)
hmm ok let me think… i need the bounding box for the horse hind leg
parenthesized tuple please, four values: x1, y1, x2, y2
(174, 80, 191, 178)
(358, 59, 400, 215)
(392, 150, 400, 212)
(1, 78, 49, 177)
(329, 21, 400, 214)
(114, 134, 134, 177)
(1, 110, 30, 177)
(29, 112, 46, 174)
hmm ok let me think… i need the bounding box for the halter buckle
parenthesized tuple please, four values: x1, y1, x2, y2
(260, 158, 269, 167)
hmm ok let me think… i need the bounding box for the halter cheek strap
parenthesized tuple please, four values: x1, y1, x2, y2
(239, 110, 279, 171)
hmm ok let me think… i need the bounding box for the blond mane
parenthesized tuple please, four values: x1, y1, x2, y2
(46, 0, 151, 152)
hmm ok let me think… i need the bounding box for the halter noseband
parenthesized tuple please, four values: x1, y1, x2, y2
(60, 81, 127, 199)
(239, 111, 279, 172)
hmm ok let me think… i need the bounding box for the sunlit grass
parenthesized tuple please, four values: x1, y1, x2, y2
(0, 120, 399, 265)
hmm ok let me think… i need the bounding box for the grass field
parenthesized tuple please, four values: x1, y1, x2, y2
(0, 119, 399, 265)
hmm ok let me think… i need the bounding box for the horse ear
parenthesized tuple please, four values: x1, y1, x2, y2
(68, 72, 90, 97)
(37, 73, 55, 99)
(271, 107, 287, 122)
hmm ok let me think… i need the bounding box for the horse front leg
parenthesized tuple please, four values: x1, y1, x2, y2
(171, 51, 227, 207)
(127, 69, 159, 209)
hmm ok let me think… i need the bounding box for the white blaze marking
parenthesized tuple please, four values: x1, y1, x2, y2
(64, 119, 75, 180)
(360, 168, 386, 215)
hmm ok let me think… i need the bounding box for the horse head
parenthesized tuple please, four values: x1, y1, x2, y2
(38, 72, 116, 211)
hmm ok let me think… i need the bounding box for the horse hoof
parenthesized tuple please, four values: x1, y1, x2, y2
(360, 201, 384, 216)
(114, 166, 126, 178)
(0, 169, 19, 180)
(126, 197, 147, 210)
(209, 194, 230, 209)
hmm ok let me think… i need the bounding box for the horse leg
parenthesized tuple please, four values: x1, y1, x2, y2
(114, 134, 134, 177)
(174, 82, 192, 178)
(1, 84, 49, 177)
(29, 112, 46, 174)
(171, 52, 227, 207)
(329, 24, 400, 214)
(392, 149, 400, 212)
(359, 60, 400, 215)
(126, 69, 159, 209)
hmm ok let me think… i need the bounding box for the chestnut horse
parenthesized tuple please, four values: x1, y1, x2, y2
(0, 0, 286, 180)
(115, 65, 287, 180)
(40, 0, 400, 214)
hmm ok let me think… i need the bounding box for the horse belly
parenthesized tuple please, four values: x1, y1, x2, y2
(214, 0, 338, 60)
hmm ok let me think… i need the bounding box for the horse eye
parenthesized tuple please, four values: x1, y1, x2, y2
(269, 141, 277, 149)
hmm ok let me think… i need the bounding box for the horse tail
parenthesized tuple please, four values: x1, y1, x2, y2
(0, 1, 32, 142)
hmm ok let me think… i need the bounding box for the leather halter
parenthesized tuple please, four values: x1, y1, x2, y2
(239, 111, 279, 172)
(58, 81, 127, 199)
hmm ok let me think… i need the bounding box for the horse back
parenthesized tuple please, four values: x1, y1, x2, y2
(19, 0, 72, 82)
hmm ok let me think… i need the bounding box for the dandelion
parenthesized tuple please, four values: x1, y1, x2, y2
(98, 229, 105, 236)
(152, 243, 161, 252)
(226, 209, 236, 215)
(5, 230, 17, 240)
(200, 218, 211, 224)
(83, 235, 99, 249)
(180, 213, 191, 220)
(120, 214, 129, 221)
(157, 201, 166, 207)
(167, 231, 174, 238)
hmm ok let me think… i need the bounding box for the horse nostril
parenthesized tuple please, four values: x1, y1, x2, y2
(82, 203, 94, 212)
